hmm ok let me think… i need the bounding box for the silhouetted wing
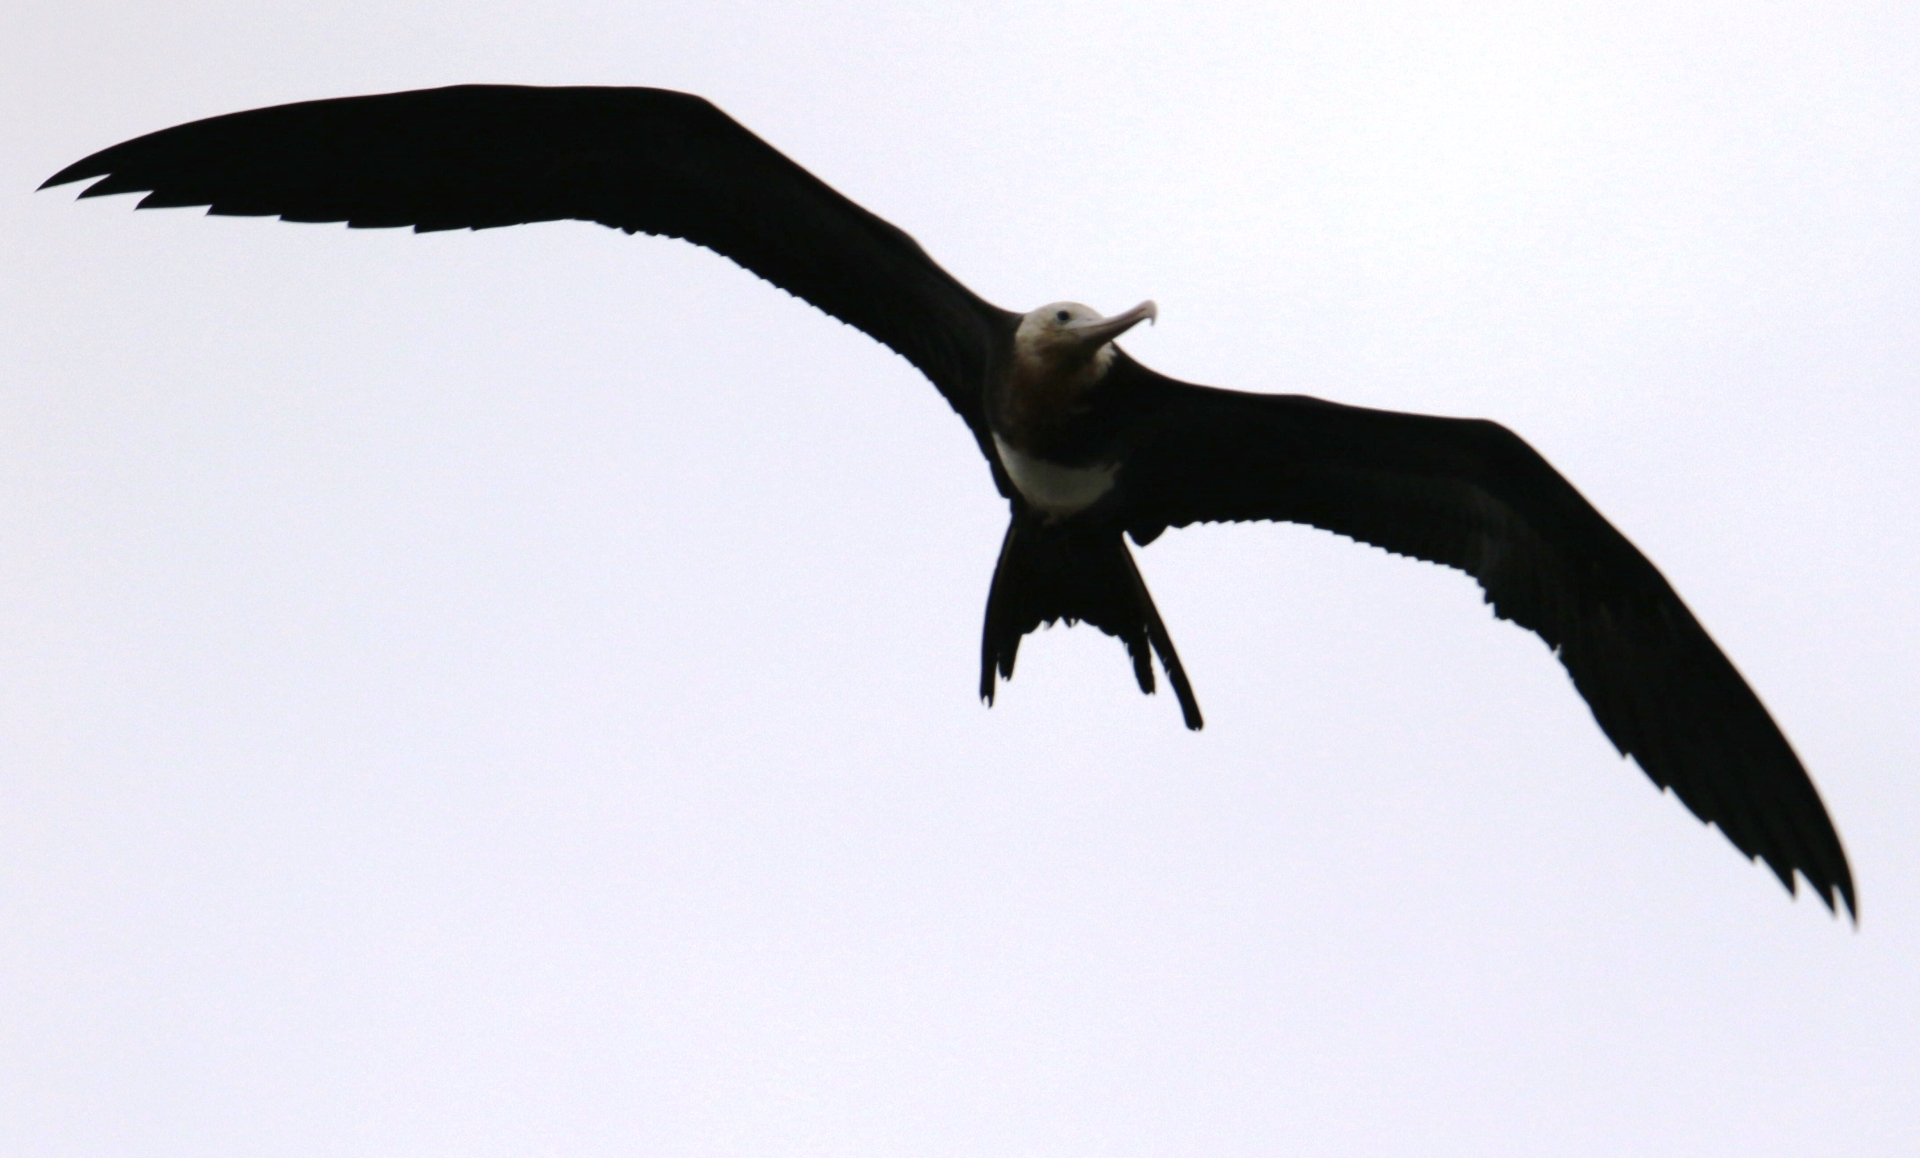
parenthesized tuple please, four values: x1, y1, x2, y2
(42, 85, 1011, 432)
(1120, 382, 1855, 916)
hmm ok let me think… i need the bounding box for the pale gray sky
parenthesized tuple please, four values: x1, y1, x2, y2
(6, 2, 1918, 1155)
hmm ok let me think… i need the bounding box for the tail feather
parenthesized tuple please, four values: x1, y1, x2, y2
(980, 517, 1203, 730)
(1119, 542, 1201, 729)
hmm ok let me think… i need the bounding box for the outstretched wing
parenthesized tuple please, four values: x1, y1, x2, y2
(1118, 378, 1855, 917)
(42, 84, 1012, 433)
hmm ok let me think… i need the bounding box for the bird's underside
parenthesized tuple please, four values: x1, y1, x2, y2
(41, 83, 1855, 918)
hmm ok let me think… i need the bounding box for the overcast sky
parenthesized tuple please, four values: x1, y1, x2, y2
(6, 2, 1918, 1155)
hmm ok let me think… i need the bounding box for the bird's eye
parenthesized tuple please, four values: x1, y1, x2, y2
(1055, 309, 1071, 323)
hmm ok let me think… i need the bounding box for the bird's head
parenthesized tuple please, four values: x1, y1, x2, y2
(1013, 300, 1157, 384)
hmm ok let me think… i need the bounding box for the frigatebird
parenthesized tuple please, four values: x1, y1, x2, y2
(41, 84, 1854, 917)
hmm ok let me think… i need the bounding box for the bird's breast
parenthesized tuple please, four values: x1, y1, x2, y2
(992, 433, 1118, 518)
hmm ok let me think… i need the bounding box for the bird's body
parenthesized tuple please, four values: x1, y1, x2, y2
(41, 84, 1855, 916)
(990, 435, 1119, 518)
(990, 301, 1155, 516)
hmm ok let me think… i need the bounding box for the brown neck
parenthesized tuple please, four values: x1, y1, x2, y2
(994, 344, 1114, 452)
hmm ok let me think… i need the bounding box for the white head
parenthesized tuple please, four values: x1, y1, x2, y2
(1012, 300, 1158, 383)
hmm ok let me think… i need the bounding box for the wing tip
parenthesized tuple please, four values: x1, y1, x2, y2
(1808, 877, 1859, 926)
(1826, 873, 1860, 926)
(38, 162, 104, 192)
(1763, 849, 1857, 924)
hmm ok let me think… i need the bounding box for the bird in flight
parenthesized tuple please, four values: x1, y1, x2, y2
(42, 85, 1854, 917)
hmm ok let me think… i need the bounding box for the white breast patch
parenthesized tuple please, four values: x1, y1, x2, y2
(993, 434, 1118, 518)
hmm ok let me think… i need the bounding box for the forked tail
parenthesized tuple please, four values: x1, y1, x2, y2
(979, 516, 1202, 730)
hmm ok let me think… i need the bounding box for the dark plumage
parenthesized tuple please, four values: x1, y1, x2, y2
(42, 84, 1854, 917)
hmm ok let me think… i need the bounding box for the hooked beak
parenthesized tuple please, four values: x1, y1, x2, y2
(1067, 300, 1157, 349)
